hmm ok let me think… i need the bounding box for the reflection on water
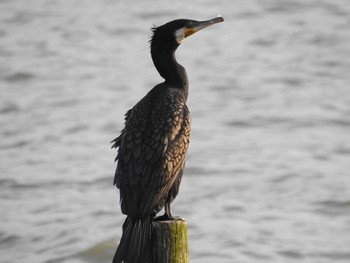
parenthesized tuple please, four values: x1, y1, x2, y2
(1, 0, 350, 262)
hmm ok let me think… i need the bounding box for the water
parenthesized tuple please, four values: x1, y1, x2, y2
(1, 0, 350, 262)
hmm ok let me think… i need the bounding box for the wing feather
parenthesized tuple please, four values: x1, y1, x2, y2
(113, 87, 191, 218)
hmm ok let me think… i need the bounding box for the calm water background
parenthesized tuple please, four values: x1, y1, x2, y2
(1, 0, 350, 262)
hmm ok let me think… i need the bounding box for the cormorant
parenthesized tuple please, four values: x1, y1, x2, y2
(111, 17, 224, 263)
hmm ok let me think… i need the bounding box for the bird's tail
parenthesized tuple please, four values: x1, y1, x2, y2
(113, 216, 153, 263)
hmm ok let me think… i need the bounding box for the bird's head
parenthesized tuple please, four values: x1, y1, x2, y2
(150, 16, 224, 51)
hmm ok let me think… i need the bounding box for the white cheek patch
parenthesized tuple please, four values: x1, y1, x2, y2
(175, 28, 185, 44)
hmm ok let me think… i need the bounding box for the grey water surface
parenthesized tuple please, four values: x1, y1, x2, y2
(1, 0, 350, 262)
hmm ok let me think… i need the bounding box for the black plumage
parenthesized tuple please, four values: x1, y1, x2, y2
(112, 17, 224, 263)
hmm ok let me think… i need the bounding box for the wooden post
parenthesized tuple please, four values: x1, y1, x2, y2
(152, 218, 189, 263)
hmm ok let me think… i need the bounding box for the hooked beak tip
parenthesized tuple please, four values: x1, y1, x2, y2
(184, 16, 224, 38)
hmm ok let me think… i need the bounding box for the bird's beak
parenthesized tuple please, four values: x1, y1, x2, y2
(184, 16, 224, 38)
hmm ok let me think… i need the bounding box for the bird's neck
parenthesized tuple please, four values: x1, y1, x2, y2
(151, 48, 189, 100)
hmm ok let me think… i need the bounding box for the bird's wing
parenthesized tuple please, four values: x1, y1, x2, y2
(113, 90, 190, 218)
(148, 102, 190, 214)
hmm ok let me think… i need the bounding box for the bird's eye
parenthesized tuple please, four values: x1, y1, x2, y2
(187, 21, 194, 28)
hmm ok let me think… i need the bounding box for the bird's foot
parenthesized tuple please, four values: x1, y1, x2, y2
(154, 203, 185, 221)
(154, 213, 173, 221)
(154, 214, 185, 222)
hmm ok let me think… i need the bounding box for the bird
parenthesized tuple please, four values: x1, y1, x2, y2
(111, 16, 224, 263)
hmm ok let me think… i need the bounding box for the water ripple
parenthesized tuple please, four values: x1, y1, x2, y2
(2, 72, 36, 83)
